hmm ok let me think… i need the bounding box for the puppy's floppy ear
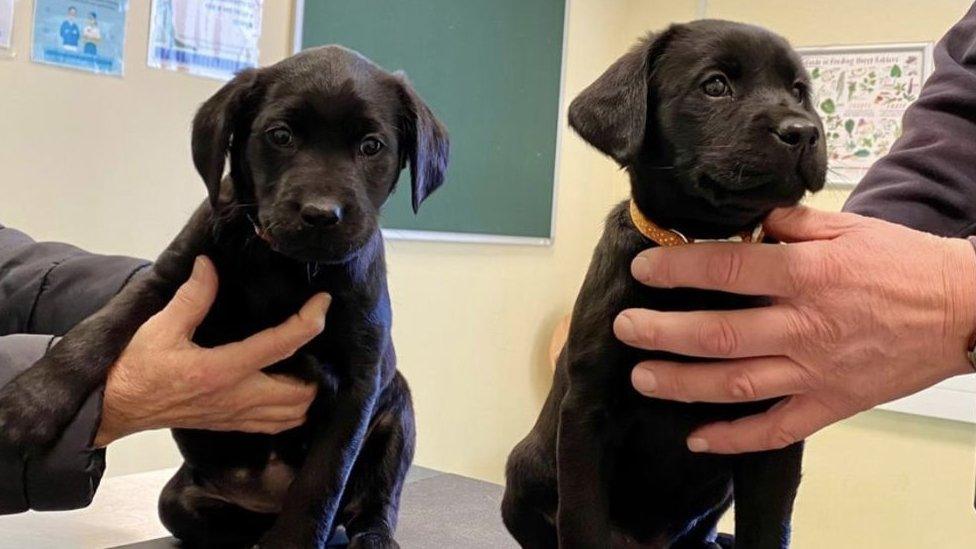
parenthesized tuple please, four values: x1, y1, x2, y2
(396, 74, 450, 213)
(191, 69, 261, 208)
(568, 30, 674, 165)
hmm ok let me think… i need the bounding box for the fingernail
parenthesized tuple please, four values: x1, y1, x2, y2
(299, 294, 330, 331)
(631, 366, 657, 394)
(314, 294, 331, 323)
(687, 437, 709, 453)
(190, 256, 205, 281)
(614, 313, 636, 343)
(632, 255, 651, 281)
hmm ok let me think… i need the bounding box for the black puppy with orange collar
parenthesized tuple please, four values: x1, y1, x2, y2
(503, 20, 826, 548)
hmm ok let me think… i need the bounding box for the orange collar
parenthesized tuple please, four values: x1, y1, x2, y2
(628, 200, 763, 247)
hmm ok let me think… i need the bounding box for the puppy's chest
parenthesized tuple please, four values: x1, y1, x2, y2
(194, 274, 384, 380)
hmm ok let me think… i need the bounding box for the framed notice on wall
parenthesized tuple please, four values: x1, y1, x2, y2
(148, 0, 263, 81)
(31, 0, 128, 76)
(0, 0, 14, 53)
(798, 43, 934, 187)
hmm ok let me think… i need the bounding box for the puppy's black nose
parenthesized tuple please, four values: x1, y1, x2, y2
(300, 201, 343, 228)
(773, 119, 819, 148)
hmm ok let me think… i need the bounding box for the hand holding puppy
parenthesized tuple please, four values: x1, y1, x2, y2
(615, 205, 976, 454)
(94, 257, 328, 447)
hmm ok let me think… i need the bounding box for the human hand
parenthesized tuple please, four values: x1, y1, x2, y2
(94, 256, 329, 447)
(613, 206, 976, 454)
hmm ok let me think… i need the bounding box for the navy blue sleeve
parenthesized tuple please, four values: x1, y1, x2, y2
(844, 3, 976, 238)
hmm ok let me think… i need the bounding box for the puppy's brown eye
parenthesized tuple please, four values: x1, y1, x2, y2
(702, 75, 730, 97)
(266, 127, 294, 148)
(360, 137, 385, 156)
(792, 83, 806, 102)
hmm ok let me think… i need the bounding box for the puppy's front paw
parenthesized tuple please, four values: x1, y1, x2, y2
(348, 532, 400, 549)
(0, 360, 83, 451)
(0, 390, 61, 451)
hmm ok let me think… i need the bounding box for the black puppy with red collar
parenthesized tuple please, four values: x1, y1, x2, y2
(503, 20, 826, 548)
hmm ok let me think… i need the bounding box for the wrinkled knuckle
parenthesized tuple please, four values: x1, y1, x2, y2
(726, 372, 758, 400)
(660, 369, 691, 402)
(834, 211, 867, 232)
(789, 244, 838, 293)
(194, 364, 231, 392)
(172, 285, 201, 311)
(698, 318, 739, 356)
(797, 367, 825, 392)
(789, 305, 837, 348)
(208, 369, 233, 390)
(646, 256, 674, 287)
(270, 328, 298, 360)
(784, 247, 815, 293)
(191, 370, 215, 391)
(182, 366, 209, 389)
(705, 249, 742, 288)
(639, 320, 660, 348)
(783, 307, 811, 344)
(766, 423, 800, 450)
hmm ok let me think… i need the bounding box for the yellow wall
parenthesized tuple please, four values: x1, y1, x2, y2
(3, 1, 976, 547)
(387, 0, 698, 488)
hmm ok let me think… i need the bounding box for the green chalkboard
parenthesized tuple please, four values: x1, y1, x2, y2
(297, 0, 565, 243)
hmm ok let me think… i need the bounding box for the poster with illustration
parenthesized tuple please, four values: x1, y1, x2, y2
(148, 0, 262, 81)
(31, 0, 127, 75)
(0, 0, 15, 52)
(799, 43, 933, 186)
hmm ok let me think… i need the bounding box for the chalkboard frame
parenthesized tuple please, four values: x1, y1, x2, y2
(291, 0, 568, 246)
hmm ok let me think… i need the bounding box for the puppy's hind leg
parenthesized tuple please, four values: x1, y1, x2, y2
(671, 496, 733, 549)
(732, 442, 804, 549)
(501, 438, 558, 549)
(340, 372, 416, 549)
(159, 464, 277, 549)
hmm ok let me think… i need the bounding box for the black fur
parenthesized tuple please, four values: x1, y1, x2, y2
(0, 45, 449, 549)
(503, 20, 826, 549)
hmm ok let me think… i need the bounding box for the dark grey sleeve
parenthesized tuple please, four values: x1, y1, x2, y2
(0, 223, 152, 336)
(844, 3, 976, 238)
(0, 223, 150, 513)
(0, 335, 106, 514)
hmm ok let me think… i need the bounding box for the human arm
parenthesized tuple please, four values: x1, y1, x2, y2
(844, 2, 976, 238)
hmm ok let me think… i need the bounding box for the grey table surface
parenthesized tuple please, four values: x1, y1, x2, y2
(0, 466, 516, 548)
